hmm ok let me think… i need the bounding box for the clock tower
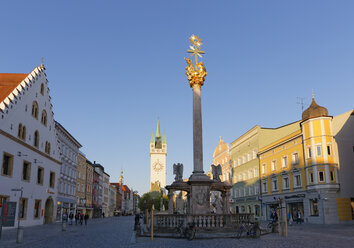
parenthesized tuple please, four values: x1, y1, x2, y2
(150, 120, 167, 191)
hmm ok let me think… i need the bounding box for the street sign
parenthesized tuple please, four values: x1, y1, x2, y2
(2, 202, 17, 227)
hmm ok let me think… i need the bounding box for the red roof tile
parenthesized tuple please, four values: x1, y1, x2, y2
(0, 73, 28, 103)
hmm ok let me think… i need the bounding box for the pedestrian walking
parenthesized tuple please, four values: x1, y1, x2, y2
(68, 212, 73, 225)
(288, 212, 293, 225)
(84, 213, 89, 225)
(75, 213, 79, 225)
(134, 213, 139, 231)
(80, 213, 84, 225)
(102, 212, 105, 218)
(297, 210, 302, 224)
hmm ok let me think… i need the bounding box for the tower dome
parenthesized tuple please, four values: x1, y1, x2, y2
(302, 97, 329, 120)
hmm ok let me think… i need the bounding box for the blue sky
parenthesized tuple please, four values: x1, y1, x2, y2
(1, 1, 354, 195)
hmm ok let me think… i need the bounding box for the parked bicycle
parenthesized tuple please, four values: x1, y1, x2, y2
(175, 222, 196, 240)
(236, 221, 261, 239)
(267, 219, 278, 233)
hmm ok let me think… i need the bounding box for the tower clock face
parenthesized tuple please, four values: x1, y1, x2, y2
(153, 161, 164, 172)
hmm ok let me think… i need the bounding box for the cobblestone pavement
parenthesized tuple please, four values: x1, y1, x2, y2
(1, 216, 353, 248)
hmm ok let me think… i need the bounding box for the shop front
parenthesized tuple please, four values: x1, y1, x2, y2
(56, 197, 76, 221)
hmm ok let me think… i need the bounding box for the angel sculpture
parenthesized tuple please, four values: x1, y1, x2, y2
(211, 164, 222, 182)
(173, 163, 183, 182)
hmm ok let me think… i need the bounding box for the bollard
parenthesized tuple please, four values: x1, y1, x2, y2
(16, 226, 23, 243)
(62, 221, 67, 231)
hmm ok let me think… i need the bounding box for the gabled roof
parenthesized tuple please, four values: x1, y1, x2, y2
(0, 73, 28, 104)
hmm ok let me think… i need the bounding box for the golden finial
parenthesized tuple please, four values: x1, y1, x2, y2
(312, 89, 315, 100)
(185, 35, 207, 88)
(41, 57, 44, 69)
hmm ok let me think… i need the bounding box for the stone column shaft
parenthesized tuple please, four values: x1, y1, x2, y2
(192, 84, 204, 174)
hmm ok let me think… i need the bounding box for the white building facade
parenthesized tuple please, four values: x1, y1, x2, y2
(55, 121, 82, 219)
(0, 65, 61, 227)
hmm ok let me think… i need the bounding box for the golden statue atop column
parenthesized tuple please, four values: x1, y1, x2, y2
(185, 35, 207, 87)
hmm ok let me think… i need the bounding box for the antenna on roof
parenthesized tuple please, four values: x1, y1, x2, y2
(296, 97, 307, 112)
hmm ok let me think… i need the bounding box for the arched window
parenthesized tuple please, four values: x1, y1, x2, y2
(40, 83, 44, 95)
(32, 101, 39, 119)
(18, 123, 23, 138)
(34, 130, 39, 148)
(22, 126, 26, 140)
(45, 141, 51, 155)
(41, 110, 47, 126)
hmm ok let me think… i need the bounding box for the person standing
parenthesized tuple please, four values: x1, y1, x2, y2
(80, 213, 84, 225)
(297, 210, 302, 224)
(75, 213, 79, 225)
(68, 212, 73, 225)
(84, 213, 89, 225)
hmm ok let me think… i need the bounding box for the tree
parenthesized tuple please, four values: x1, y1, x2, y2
(138, 191, 168, 212)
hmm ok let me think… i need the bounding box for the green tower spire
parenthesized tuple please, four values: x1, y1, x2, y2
(162, 132, 166, 144)
(150, 132, 155, 144)
(156, 119, 161, 138)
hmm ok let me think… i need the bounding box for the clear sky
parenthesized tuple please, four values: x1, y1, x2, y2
(1, 1, 353, 195)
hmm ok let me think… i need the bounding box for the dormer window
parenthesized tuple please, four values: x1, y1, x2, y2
(32, 101, 39, 119)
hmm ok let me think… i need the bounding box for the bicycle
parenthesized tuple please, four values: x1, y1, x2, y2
(267, 219, 278, 232)
(236, 221, 261, 239)
(175, 222, 196, 240)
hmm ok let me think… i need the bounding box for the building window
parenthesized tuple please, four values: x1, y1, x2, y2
(243, 155, 247, 163)
(248, 153, 251, 161)
(307, 147, 312, 158)
(22, 161, 31, 182)
(34, 130, 39, 148)
(31, 101, 39, 119)
(281, 156, 288, 168)
(18, 123, 23, 139)
(283, 177, 289, 189)
(49, 172, 55, 188)
(21, 126, 26, 140)
(37, 167, 44, 185)
(318, 171, 325, 182)
(249, 170, 253, 179)
(238, 158, 242, 165)
(327, 145, 331, 156)
(41, 110, 47, 126)
(330, 170, 335, 181)
(45, 142, 51, 155)
(40, 83, 44, 95)
(309, 172, 314, 183)
(2, 152, 13, 177)
(253, 150, 257, 159)
(254, 168, 259, 177)
(272, 179, 278, 191)
(34, 200, 41, 218)
(234, 160, 237, 167)
(292, 152, 299, 165)
(294, 175, 301, 187)
(262, 181, 267, 192)
(310, 199, 319, 216)
(19, 198, 28, 219)
(262, 164, 266, 174)
(271, 160, 276, 171)
(255, 186, 259, 194)
(316, 145, 322, 156)
(243, 172, 247, 180)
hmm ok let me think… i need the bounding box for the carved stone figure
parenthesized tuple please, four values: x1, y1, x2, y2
(173, 163, 183, 181)
(211, 164, 222, 182)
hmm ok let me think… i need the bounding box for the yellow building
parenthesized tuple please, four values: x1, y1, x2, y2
(76, 152, 87, 214)
(212, 137, 231, 183)
(259, 97, 354, 224)
(85, 159, 94, 217)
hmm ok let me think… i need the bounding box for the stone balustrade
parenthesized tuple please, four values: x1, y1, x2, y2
(153, 213, 253, 231)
